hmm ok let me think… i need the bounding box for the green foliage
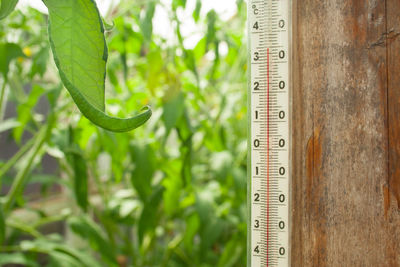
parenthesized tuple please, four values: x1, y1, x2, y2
(0, 0, 248, 266)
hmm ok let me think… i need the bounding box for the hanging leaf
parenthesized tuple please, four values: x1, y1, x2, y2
(42, 0, 151, 132)
(0, 0, 18, 20)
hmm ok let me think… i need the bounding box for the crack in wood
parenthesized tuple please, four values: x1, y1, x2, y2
(367, 28, 400, 49)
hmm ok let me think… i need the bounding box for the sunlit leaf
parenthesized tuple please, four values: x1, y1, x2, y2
(43, 0, 151, 132)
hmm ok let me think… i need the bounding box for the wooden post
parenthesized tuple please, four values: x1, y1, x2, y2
(291, 0, 400, 266)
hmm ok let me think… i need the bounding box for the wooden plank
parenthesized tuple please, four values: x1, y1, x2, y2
(386, 0, 400, 265)
(291, 0, 400, 265)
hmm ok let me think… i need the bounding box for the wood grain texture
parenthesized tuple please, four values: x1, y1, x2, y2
(291, 0, 400, 266)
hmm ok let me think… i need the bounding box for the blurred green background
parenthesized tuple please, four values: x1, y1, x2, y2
(0, 0, 247, 266)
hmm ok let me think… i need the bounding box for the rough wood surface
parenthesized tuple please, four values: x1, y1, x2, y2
(291, 0, 400, 266)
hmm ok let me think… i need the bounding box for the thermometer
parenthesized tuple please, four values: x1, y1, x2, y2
(248, 0, 291, 266)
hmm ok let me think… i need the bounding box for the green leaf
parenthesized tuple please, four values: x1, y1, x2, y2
(0, 42, 24, 78)
(130, 143, 155, 201)
(140, 2, 155, 44)
(30, 45, 49, 78)
(13, 84, 45, 143)
(0, 118, 20, 133)
(0, 0, 18, 20)
(146, 49, 163, 94)
(20, 239, 100, 267)
(162, 159, 183, 216)
(183, 213, 200, 253)
(68, 215, 117, 266)
(192, 0, 201, 22)
(172, 0, 186, 10)
(0, 253, 39, 266)
(66, 127, 88, 211)
(162, 91, 185, 133)
(138, 186, 164, 244)
(43, 0, 151, 132)
(47, 251, 84, 267)
(217, 235, 243, 267)
(206, 10, 217, 49)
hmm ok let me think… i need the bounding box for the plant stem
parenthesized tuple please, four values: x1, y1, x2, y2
(0, 77, 7, 121)
(0, 137, 35, 185)
(3, 114, 54, 214)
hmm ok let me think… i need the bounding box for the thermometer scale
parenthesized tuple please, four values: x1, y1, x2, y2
(248, 0, 291, 266)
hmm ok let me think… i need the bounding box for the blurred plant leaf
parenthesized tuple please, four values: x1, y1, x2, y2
(0, 253, 39, 266)
(0, 0, 18, 20)
(47, 251, 86, 267)
(68, 215, 117, 266)
(162, 91, 185, 133)
(162, 159, 183, 216)
(43, 0, 151, 132)
(130, 143, 155, 201)
(13, 84, 44, 143)
(46, 84, 62, 109)
(140, 2, 155, 44)
(192, 0, 201, 22)
(172, 0, 186, 10)
(146, 49, 162, 94)
(138, 185, 164, 244)
(0, 118, 20, 133)
(183, 212, 200, 254)
(206, 10, 217, 49)
(20, 238, 99, 267)
(29, 45, 49, 78)
(66, 127, 88, 211)
(102, 18, 115, 32)
(217, 234, 243, 267)
(0, 42, 24, 78)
